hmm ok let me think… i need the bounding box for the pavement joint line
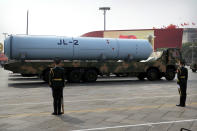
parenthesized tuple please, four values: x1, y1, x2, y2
(72, 119, 197, 131)
(0, 94, 197, 107)
(0, 102, 197, 119)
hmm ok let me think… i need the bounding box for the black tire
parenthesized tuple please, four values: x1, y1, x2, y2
(21, 74, 36, 77)
(83, 69, 97, 82)
(137, 73, 145, 80)
(158, 73, 163, 80)
(68, 70, 82, 83)
(165, 69, 175, 81)
(43, 71, 49, 82)
(147, 69, 159, 81)
(192, 69, 196, 72)
(114, 73, 120, 77)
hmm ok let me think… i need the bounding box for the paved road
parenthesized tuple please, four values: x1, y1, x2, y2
(0, 67, 197, 131)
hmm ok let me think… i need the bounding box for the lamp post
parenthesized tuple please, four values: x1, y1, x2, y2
(99, 7, 110, 31)
(1, 33, 8, 53)
(26, 10, 29, 35)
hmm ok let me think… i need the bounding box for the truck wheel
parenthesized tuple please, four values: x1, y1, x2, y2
(158, 73, 163, 80)
(21, 74, 36, 77)
(192, 69, 196, 72)
(43, 71, 49, 83)
(147, 69, 159, 81)
(68, 70, 82, 83)
(114, 73, 120, 77)
(137, 73, 145, 80)
(83, 69, 97, 82)
(165, 69, 175, 81)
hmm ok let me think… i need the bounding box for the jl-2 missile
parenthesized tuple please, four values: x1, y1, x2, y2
(4, 35, 153, 61)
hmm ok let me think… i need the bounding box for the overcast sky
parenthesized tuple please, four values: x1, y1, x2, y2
(0, 0, 197, 43)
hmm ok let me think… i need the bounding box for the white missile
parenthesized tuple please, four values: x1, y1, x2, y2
(4, 35, 153, 60)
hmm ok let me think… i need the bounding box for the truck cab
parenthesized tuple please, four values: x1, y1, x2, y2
(135, 48, 181, 81)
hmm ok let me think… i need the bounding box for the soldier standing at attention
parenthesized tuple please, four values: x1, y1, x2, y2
(49, 58, 65, 115)
(176, 60, 188, 107)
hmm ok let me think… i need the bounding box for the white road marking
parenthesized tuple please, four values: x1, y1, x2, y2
(72, 119, 197, 131)
(0, 94, 196, 107)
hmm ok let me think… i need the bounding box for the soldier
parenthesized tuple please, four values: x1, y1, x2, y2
(176, 60, 188, 107)
(49, 58, 65, 115)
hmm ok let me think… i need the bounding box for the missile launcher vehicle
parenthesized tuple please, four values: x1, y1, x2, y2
(4, 38, 181, 82)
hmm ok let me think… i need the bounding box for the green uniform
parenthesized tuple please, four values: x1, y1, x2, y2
(49, 66, 65, 115)
(177, 66, 188, 107)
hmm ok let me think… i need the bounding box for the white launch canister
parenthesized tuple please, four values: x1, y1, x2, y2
(4, 35, 153, 60)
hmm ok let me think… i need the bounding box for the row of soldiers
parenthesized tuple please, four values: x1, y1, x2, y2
(48, 59, 188, 115)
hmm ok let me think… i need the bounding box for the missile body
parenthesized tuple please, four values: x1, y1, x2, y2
(4, 35, 153, 60)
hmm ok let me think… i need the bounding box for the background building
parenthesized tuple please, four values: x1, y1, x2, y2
(81, 29, 183, 51)
(182, 28, 197, 43)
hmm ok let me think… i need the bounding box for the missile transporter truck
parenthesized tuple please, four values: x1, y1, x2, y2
(3, 35, 181, 82)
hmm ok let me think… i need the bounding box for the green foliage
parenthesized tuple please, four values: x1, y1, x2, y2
(181, 42, 197, 64)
